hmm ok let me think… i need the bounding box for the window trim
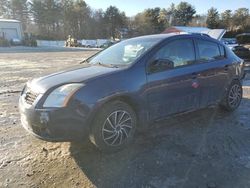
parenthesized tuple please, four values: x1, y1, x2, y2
(218, 44, 227, 59)
(146, 37, 197, 74)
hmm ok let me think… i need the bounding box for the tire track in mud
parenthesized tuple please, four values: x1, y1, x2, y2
(0, 155, 30, 169)
(0, 90, 21, 95)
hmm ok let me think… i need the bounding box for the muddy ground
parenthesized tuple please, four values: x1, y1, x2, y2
(0, 47, 250, 188)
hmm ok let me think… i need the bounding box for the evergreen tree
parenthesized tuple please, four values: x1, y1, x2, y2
(174, 2, 196, 26)
(206, 7, 220, 28)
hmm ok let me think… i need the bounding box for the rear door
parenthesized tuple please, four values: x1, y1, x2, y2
(194, 38, 231, 107)
(145, 37, 201, 121)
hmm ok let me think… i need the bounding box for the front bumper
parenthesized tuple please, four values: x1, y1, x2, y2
(19, 96, 90, 142)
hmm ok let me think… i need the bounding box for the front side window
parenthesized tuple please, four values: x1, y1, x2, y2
(197, 39, 221, 62)
(149, 38, 196, 73)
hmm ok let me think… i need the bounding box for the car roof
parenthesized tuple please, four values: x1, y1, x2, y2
(123, 33, 224, 49)
(132, 33, 216, 43)
(133, 33, 178, 40)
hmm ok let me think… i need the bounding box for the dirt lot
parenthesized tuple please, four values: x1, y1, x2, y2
(1, 47, 250, 188)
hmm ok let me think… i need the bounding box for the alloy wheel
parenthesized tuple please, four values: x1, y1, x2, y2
(102, 110, 132, 146)
(228, 84, 242, 108)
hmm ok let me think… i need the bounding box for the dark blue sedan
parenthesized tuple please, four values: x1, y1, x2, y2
(19, 33, 245, 152)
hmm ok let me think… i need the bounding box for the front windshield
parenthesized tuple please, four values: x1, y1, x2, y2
(89, 37, 162, 65)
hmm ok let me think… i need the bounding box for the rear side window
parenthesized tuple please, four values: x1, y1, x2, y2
(196, 39, 221, 62)
(154, 39, 196, 68)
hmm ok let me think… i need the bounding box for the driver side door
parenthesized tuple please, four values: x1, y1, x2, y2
(145, 37, 201, 121)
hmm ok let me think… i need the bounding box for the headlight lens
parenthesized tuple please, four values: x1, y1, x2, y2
(43, 83, 83, 107)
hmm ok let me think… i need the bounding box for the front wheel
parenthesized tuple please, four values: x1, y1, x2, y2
(89, 101, 137, 152)
(220, 80, 243, 111)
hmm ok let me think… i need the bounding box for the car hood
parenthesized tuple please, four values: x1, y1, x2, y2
(202, 29, 226, 41)
(27, 64, 120, 93)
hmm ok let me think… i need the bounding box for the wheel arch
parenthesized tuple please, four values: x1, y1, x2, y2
(87, 94, 147, 130)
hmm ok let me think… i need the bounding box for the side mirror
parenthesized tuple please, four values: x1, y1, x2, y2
(149, 58, 174, 73)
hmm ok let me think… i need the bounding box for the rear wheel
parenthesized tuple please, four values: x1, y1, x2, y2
(220, 80, 242, 111)
(89, 101, 137, 152)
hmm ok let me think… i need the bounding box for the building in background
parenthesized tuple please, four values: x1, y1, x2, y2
(0, 19, 24, 41)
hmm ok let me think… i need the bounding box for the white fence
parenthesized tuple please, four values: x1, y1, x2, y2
(37, 39, 110, 47)
(80, 39, 109, 47)
(37, 40, 65, 47)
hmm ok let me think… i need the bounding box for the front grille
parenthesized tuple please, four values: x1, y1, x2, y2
(24, 91, 38, 105)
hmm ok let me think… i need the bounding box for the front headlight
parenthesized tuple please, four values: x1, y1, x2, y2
(43, 83, 83, 108)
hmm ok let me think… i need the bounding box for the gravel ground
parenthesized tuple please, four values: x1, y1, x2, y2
(0, 47, 250, 188)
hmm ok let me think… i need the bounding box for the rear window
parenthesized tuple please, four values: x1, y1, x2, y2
(196, 39, 221, 62)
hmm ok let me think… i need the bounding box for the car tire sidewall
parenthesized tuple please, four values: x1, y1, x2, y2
(89, 101, 137, 152)
(221, 80, 242, 111)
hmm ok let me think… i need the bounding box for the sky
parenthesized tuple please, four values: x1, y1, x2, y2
(84, 0, 250, 16)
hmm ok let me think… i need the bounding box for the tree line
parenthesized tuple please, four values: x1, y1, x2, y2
(0, 0, 250, 40)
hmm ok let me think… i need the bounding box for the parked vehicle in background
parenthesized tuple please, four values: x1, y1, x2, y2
(10, 38, 22, 45)
(96, 39, 109, 48)
(80, 40, 97, 48)
(228, 33, 250, 73)
(236, 33, 250, 44)
(232, 46, 250, 61)
(100, 41, 115, 48)
(19, 33, 245, 152)
(100, 40, 121, 48)
(232, 45, 250, 72)
(222, 38, 238, 49)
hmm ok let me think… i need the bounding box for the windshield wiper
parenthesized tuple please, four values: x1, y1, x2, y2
(92, 62, 120, 68)
(79, 58, 89, 64)
(79, 50, 103, 64)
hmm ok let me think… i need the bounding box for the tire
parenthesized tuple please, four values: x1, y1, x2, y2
(220, 80, 243, 111)
(89, 101, 137, 152)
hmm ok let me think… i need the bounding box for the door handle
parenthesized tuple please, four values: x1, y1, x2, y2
(192, 72, 200, 79)
(224, 65, 229, 71)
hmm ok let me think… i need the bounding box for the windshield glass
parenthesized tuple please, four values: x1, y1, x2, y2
(89, 37, 162, 65)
